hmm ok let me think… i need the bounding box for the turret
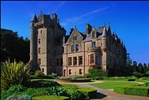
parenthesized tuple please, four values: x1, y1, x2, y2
(30, 15, 38, 71)
(101, 27, 107, 51)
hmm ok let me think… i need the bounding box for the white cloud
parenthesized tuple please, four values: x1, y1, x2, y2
(61, 6, 110, 27)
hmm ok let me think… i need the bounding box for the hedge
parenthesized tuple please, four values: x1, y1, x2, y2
(78, 87, 97, 99)
(114, 85, 149, 96)
(32, 95, 69, 100)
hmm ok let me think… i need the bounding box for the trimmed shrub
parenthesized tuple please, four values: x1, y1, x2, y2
(78, 87, 97, 99)
(114, 85, 149, 96)
(128, 79, 135, 81)
(32, 95, 69, 100)
(66, 88, 82, 100)
(1, 60, 31, 91)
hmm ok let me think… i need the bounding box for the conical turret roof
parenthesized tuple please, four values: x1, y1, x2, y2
(31, 14, 38, 22)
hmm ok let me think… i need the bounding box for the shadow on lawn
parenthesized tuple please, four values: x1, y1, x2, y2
(92, 92, 107, 99)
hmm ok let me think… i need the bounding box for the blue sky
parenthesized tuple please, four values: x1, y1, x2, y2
(1, 1, 149, 64)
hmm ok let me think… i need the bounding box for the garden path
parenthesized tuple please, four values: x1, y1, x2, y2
(58, 81, 149, 100)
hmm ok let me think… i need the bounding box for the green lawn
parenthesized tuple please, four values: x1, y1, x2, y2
(90, 81, 139, 89)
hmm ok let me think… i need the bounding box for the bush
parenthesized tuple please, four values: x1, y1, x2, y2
(34, 70, 44, 77)
(28, 80, 60, 88)
(6, 95, 31, 100)
(144, 82, 149, 87)
(7, 84, 26, 95)
(133, 71, 143, 78)
(1, 60, 31, 91)
(1, 85, 27, 100)
(46, 86, 67, 96)
(66, 88, 82, 100)
(114, 85, 149, 96)
(24, 88, 46, 97)
(88, 69, 107, 80)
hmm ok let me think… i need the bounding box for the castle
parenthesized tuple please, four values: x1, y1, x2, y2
(30, 11, 126, 76)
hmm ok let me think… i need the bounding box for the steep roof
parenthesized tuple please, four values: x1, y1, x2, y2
(83, 34, 91, 42)
(31, 15, 38, 22)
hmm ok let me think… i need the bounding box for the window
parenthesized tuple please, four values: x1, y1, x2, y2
(92, 33, 95, 38)
(116, 59, 120, 64)
(79, 69, 82, 74)
(92, 42, 96, 48)
(75, 44, 79, 51)
(38, 58, 41, 65)
(73, 36, 77, 40)
(38, 48, 41, 53)
(73, 57, 77, 65)
(90, 54, 94, 64)
(57, 58, 59, 65)
(79, 56, 83, 65)
(42, 68, 44, 72)
(69, 69, 71, 75)
(71, 45, 74, 52)
(38, 39, 41, 44)
(68, 57, 72, 65)
(40, 30, 42, 34)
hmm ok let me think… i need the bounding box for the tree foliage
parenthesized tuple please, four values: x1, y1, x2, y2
(1, 28, 30, 63)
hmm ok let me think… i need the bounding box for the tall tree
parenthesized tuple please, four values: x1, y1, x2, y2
(1, 28, 30, 63)
(132, 61, 138, 72)
(138, 63, 144, 73)
(143, 63, 147, 73)
(126, 53, 132, 67)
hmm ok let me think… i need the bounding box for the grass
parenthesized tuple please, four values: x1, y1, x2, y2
(32, 95, 69, 100)
(135, 79, 149, 83)
(90, 80, 139, 89)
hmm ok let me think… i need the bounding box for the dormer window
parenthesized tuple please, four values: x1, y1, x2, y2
(92, 32, 95, 38)
(73, 36, 77, 40)
(92, 42, 96, 48)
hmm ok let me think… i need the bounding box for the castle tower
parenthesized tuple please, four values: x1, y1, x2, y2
(30, 15, 38, 71)
(30, 12, 66, 75)
(101, 27, 107, 71)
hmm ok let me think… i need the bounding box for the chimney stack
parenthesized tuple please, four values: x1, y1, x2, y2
(86, 23, 92, 34)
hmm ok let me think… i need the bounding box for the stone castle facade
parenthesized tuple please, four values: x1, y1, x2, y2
(30, 12, 126, 76)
